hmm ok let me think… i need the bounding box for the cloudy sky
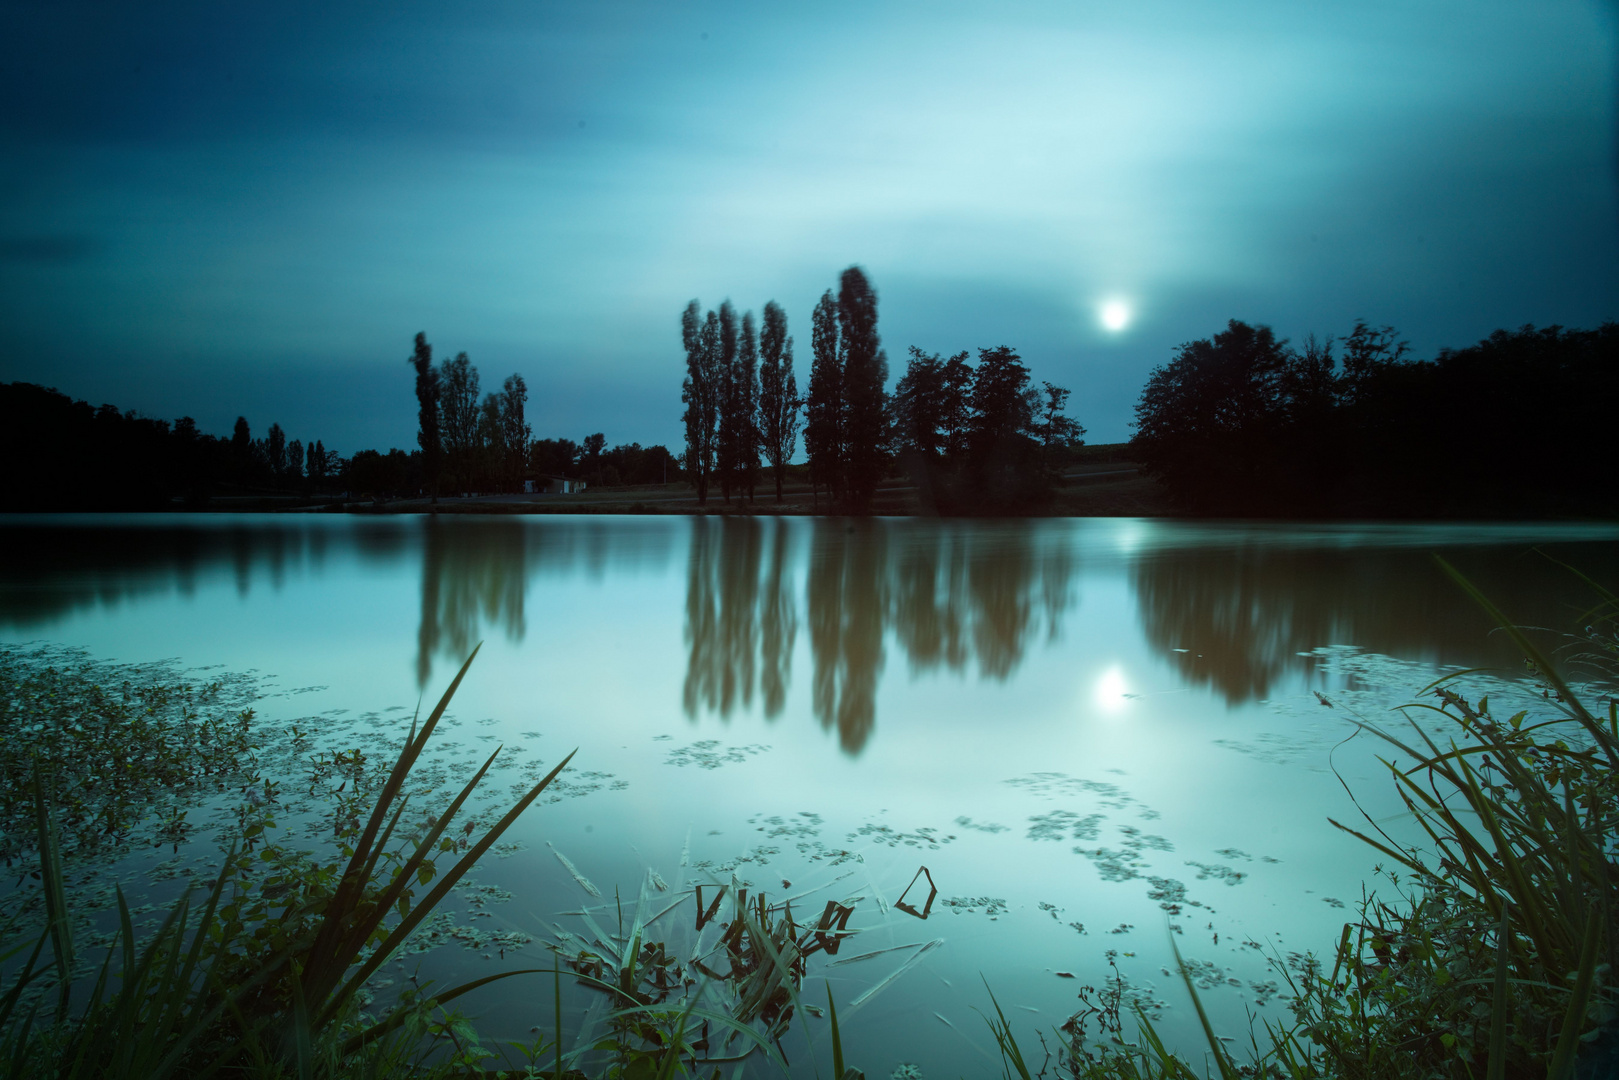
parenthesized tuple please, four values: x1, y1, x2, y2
(2, 0, 1615, 452)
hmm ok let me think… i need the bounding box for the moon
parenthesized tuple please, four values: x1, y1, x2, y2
(1100, 299, 1131, 332)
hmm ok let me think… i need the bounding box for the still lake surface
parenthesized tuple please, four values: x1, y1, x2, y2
(4, 514, 1617, 1073)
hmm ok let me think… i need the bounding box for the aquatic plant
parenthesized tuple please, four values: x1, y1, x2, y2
(0, 645, 580, 1078)
(1032, 560, 1618, 1080)
(0, 646, 262, 863)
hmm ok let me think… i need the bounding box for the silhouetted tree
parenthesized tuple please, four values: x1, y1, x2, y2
(408, 332, 442, 500)
(498, 374, 531, 492)
(581, 432, 605, 473)
(266, 423, 286, 479)
(804, 290, 844, 507)
(757, 300, 800, 502)
(681, 300, 720, 504)
(714, 301, 742, 503)
(939, 351, 974, 459)
(309, 440, 327, 485)
(735, 311, 761, 502)
(1132, 320, 1297, 514)
(838, 267, 888, 512)
(286, 439, 304, 481)
(892, 347, 946, 460)
(1035, 382, 1085, 459)
(439, 352, 480, 494)
(231, 417, 252, 479)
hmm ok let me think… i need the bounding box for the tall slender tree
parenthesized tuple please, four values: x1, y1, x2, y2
(837, 267, 887, 512)
(438, 351, 480, 494)
(804, 290, 843, 507)
(715, 301, 741, 502)
(408, 332, 441, 501)
(681, 301, 719, 504)
(757, 300, 801, 502)
(735, 310, 761, 502)
(499, 374, 531, 492)
(266, 423, 287, 479)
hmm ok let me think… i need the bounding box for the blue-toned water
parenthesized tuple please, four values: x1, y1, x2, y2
(4, 514, 1615, 1075)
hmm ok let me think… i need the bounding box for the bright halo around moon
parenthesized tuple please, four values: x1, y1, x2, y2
(1100, 299, 1131, 332)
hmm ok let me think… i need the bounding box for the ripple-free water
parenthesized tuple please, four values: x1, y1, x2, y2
(4, 514, 1616, 1076)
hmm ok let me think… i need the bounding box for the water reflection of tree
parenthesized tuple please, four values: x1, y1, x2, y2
(416, 518, 527, 686)
(414, 517, 676, 685)
(1131, 541, 1619, 706)
(808, 521, 886, 754)
(682, 519, 1076, 755)
(684, 518, 796, 721)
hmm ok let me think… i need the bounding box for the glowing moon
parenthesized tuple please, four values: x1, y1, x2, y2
(1100, 299, 1131, 332)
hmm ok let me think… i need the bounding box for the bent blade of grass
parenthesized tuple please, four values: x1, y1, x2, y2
(846, 939, 943, 1012)
(1169, 934, 1239, 1080)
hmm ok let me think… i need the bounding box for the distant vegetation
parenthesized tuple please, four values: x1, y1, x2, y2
(8, 304, 1614, 518)
(1132, 319, 1619, 517)
(681, 265, 1087, 514)
(0, 382, 346, 510)
(0, 346, 677, 508)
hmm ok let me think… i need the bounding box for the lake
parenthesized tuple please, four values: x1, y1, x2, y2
(3, 514, 1616, 1075)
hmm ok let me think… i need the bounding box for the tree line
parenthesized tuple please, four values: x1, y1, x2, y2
(681, 265, 1086, 514)
(1131, 318, 1619, 516)
(0, 382, 346, 510)
(405, 332, 679, 499)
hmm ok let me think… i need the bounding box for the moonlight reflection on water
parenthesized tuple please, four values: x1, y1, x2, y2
(2, 514, 1617, 1072)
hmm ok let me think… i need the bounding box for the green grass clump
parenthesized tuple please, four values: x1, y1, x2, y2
(0, 646, 580, 1079)
(1026, 559, 1618, 1080)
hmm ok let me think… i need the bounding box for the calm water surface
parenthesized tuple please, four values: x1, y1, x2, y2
(4, 514, 1617, 1074)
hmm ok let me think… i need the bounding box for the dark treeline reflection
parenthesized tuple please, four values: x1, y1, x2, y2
(412, 518, 676, 684)
(1133, 539, 1619, 705)
(683, 518, 1077, 753)
(0, 516, 675, 685)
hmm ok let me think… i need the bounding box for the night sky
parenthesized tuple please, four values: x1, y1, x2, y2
(2, 0, 1615, 454)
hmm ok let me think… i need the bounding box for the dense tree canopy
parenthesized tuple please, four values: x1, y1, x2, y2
(1132, 319, 1619, 516)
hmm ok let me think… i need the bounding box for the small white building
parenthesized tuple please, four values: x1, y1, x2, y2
(531, 476, 586, 494)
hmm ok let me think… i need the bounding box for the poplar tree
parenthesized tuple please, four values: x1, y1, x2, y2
(838, 266, 887, 511)
(757, 300, 801, 502)
(804, 290, 843, 506)
(408, 332, 441, 500)
(499, 374, 531, 491)
(680, 301, 719, 504)
(266, 423, 287, 479)
(735, 310, 761, 502)
(715, 301, 740, 502)
(438, 351, 480, 494)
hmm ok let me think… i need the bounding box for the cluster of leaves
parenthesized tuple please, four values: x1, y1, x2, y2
(0, 647, 261, 863)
